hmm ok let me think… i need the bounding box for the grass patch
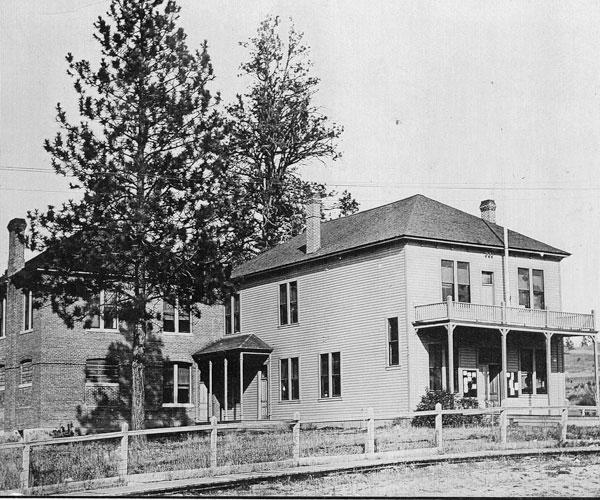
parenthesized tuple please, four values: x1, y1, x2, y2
(300, 423, 365, 457)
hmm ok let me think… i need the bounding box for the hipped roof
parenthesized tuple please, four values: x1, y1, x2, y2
(233, 194, 569, 279)
(193, 333, 273, 358)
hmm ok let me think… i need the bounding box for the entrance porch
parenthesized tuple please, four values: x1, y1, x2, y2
(193, 334, 273, 421)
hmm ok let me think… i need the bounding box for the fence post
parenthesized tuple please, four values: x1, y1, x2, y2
(19, 433, 30, 492)
(435, 403, 443, 450)
(210, 416, 218, 469)
(119, 422, 129, 481)
(560, 405, 568, 443)
(292, 412, 300, 464)
(365, 407, 375, 456)
(499, 408, 507, 447)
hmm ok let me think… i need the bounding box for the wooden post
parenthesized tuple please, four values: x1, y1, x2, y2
(239, 353, 244, 421)
(501, 301, 507, 324)
(365, 407, 375, 456)
(445, 324, 455, 393)
(446, 296, 453, 319)
(435, 403, 443, 450)
(500, 328, 509, 404)
(594, 336, 600, 420)
(20, 433, 30, 492)
(560, 405, 568, 443)
(224, 358, 228, 421)
(545, 333, 553, 407)
(499, 408, 507, 447)
(292, 412, 300, 463)
(119, 422, 129, 481)
(210, 416, 218, 468)
(208, 360, 213, 419)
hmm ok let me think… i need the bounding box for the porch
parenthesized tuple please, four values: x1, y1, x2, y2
(413, 300, 598, 407)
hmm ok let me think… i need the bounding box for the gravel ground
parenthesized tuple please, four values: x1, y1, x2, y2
(199, 454, 600, 497)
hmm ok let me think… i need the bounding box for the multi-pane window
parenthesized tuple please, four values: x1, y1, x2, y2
(520, 348, 547, 395)
(23, 290, 33, 331)
(518, 268, 545, 309)
(163, 362, 191, 405)
(320, 352, 341, 398)
(163, 301, 191, 334)
(280, 357, 300, 400)
(279, 281, 298, 325)
(0, 365, 5, 389)
(0, 297, 5, 338)
(20, 359, 32, 386)
(225, 294, 240, 335)
(441, 261, 470, 303)
(388, 317, 399, 366)
(89, 290, 118, 330)
(85, 359, 119, 384)
(429, 344, 445, 391)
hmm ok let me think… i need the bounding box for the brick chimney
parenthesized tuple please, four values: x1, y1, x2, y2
(479, 199, 497, 224)
(305, 197, 321, 254)
(7, 218, 27, 275)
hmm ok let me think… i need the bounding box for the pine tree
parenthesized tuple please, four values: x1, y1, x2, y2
(228, 16, 346, 256)
(25, 0, 232, 430)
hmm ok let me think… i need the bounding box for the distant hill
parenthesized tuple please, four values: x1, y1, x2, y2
(565, 344, 596, 405)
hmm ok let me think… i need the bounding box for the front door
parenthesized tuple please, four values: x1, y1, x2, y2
(259, 366, 269, 419)
(481, 363, 501, 404)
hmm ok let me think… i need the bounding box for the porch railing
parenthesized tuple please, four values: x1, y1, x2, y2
(414, 299, 596, 332)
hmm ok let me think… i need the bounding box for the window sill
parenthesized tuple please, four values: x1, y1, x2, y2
(20, 329, 33, 335)
(385, 365, 402, 371)
(18, 383, 32, 389)
(278, 399, 301, 404)
(318, 397, 342, 402)
(162, 403, 194, 408)
(278, 323, 300, 330)
(0, 336, 5, 340)
(85, 382, 119, 387)
(162, 331, 194, 337)
(85, 328, 120, 333)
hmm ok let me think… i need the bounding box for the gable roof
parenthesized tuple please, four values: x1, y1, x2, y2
(233, 194, 569, 279)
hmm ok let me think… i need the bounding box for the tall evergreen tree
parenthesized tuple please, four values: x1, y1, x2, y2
(228, 16, 347, 256)
(26, 0, 231, 430)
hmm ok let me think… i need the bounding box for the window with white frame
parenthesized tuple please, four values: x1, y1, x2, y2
(0, 297, 5, 338)
(320, 352, 341, 398)
(388, 317, 399, 366)
(163, 362, 191, 405)
(518, 268, 545, 309)
(0, 364, 5, 390)
(88, 290, 118, 330)
(441, 260, 470, 303)
(279, 281, 298, 325)
(429, 344, 445, 391)
(280, 357, 299, 400)
(224, 293, 240, 335)
(23, 290, 33, 331)
(163, 301, 191, 334)
(20, 359, 32, 386)
(520, 348, 547, 395)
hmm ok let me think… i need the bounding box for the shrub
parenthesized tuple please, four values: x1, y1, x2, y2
(412, 390, 483, 427)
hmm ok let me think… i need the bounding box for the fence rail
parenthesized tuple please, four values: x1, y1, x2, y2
(1, 404, 598, 494)
(414, 299, 596, 332)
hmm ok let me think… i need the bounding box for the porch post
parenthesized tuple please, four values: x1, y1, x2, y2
(267, 354, 272, 419)
(208, 360, 213, 419)
(445, 324, 455, 393)
(224, 357, 228, 421)
(500, 328, 509, 404)
(594, 335, 600, 417)
(545, 332, 553, 406)
(239, 353, 244, 421)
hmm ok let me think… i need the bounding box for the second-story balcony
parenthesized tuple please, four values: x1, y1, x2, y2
(414, 299, 597, 334)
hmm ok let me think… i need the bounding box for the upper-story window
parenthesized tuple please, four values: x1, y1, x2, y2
(23, 290, 33, 331)
(225, 294, 240, 335)
(279, 281, 298, 325)
(518, 268, 545, 309)
(89, 290, 118, 330)
(387, 317, 399, 366)
(163, 301, 191, 334)
(0, 297, 5, 338)
(441, 260, 470, 303)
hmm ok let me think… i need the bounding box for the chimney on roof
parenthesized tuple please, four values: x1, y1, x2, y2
(479, 199, 497, 224)
(7, 218, 27, 275)
(306, 196, 321, 254)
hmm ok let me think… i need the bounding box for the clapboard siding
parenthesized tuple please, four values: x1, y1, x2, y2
(239, 244, 408, 420)
(507, 255, 561, 310)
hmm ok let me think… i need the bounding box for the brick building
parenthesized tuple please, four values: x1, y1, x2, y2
(0, 218, 224, 433)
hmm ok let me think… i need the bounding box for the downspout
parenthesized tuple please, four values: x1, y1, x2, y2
(503, 226, 510, 305)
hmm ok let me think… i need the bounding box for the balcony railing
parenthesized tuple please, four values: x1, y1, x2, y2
(414, 299, 596, 332)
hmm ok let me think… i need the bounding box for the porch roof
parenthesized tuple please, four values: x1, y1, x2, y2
(193, 333, 273, 358)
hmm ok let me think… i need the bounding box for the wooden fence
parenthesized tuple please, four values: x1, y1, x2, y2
(0, 404, 596, 494)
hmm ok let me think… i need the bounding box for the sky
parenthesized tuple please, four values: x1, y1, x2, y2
(0, 0, 599, 315)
